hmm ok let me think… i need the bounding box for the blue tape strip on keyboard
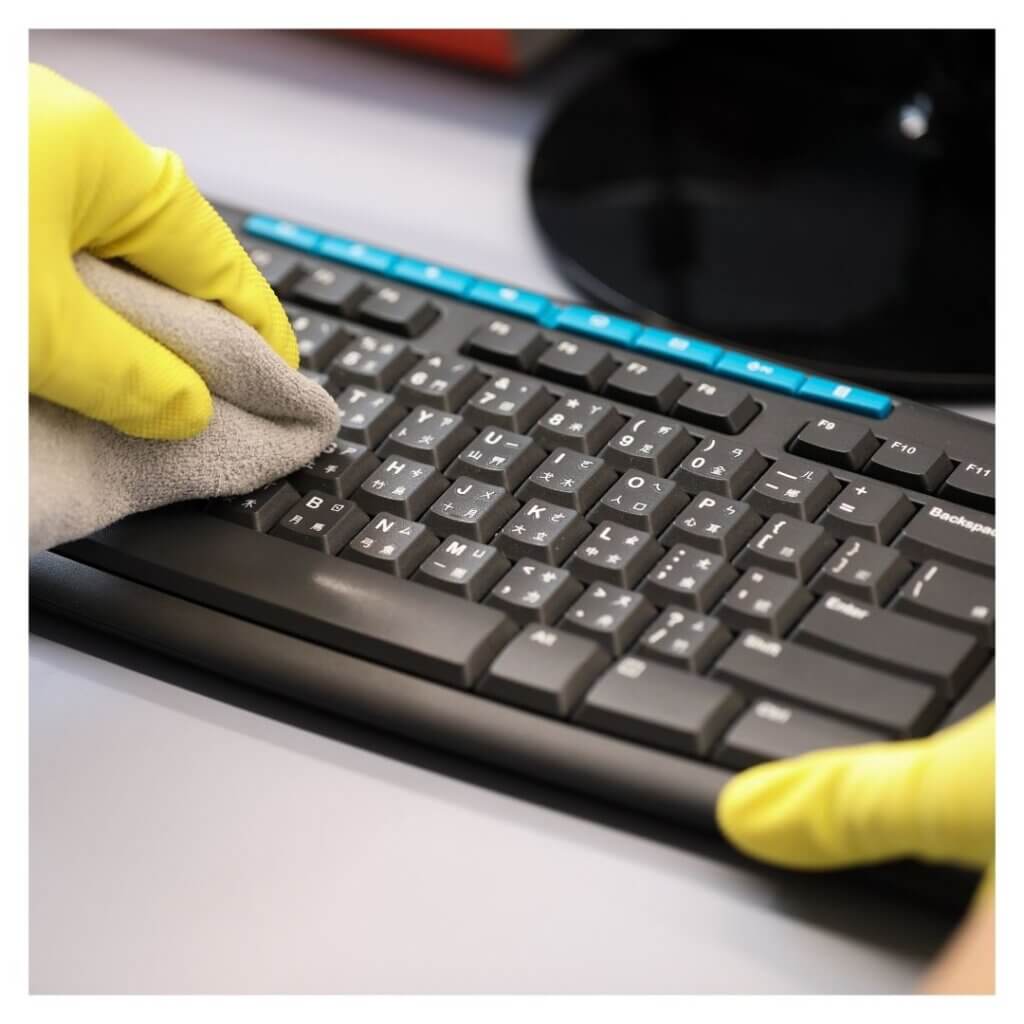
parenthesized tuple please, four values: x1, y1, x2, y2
(244, 214, 893, 419)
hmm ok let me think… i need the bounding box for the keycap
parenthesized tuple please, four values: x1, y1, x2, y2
(357, 456, 448, 520)
(561, 583, 657, 656)
(462, 318, 548, 371)
(575, 657, 742, 757)
(810, 537, 911, 604)
(394, 354, 486, 413)
(789, 416, 879, 471)
(892, 561, 994, 646)
(462, 372, 553, 433)
(316, 235, 395, 273)
(289, 438, 379, 498)
(661, 492, 763, 559)
(535, 336, 617, 390)
(328, 332, 418, 392)
(674, 379, 759, 435)
(673, 436, 768, 498)
(717, 569, 814, 636)
(587, 470, 687, 534)
(796, 377, 893, 418)
(634, 328, 722, 368)
(378, 407, 476, 470)
(940, 661, 994, 730)
(531, 394, 624, 454)
(636, 607, 732, 673)
(450, 428, 545, 490)
(356, 283, 438, 337)
(566, 521, 663, 588)
(866, 439, 954, 492)
(747, 457, 841, 520)
(713, 632, 941, 736)
(421, 478, 519, 542)
(342, 513, 437, 577)
(714, 352, 806, 394)
(818, 480, 916, 543)
(246, 244, 304, 293)
(300, 368, 337, 395)
(209, 480, 299, 532)
(715, 700, 886, 770)
(602, 357, 685, 412)
(554, 306, 641, 347)
(479, 626, 610, 718)
(639, 545, 737, 612)
(939, 460, 995, 513)
(602, 415, 695, 476)
(271, 492, 369, 555)
(283, 305, 350, 372)
(467, 279, 553, 321)
(495, 499, 591, 564)
(291, 265, 369, 315)
(794, 593, 986, 698)
(414, 536, 511, 602)
(736, 515, 836, 582)
(517, 448, 618, 513)
(894, 501, 995, 577)
(244, 214, 320, 252)
(485, 559, 583, 626)
(391, 258, 473, 297)
(335, 385, 405, 447)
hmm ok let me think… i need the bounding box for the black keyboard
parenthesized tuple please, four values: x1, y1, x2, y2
(31, 202, 994, 904)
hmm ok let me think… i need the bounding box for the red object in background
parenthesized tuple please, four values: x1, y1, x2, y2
(346, 29, 573, 76)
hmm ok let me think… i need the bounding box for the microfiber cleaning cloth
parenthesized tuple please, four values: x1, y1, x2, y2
(30, 254, 341, 553)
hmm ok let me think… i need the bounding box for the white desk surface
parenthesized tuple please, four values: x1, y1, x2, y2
(29, 29, 969, 993)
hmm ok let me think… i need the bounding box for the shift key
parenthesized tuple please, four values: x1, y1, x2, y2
(793, 593, 986, 699)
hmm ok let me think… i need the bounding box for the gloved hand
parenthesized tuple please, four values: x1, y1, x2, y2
(29, 63, 298, 440)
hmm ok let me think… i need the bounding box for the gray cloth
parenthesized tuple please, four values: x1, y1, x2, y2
(30, 254, 341, 553)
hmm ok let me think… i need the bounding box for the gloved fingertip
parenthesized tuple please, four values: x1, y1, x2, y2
(110, 381, 214, 441)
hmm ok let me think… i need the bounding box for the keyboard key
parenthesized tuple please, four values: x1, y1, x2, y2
(554, 306, 641, 347)
(634, 328, 723, 370)
(342, 514, 438, 577)
(518, 448, 618, 513)
(714, 352, 805, 394)
(575, 657, 741, 757)
(462, 373, 553, 433)
(811, 537, 911, 604)
(271, 492, 369, 555)
(602, 415, 695, 477)
(485, 559, 583, 626)
(940, 661, 994, 730)
(796, 377, 892, 418)
(336, 385, 405, 447)
(462, 318, 548, 371)
(356, 283, 438, 337)
(209, 480, 299, 532)
(715, 700, 886, 770)
(358, 456, 448, 520)
(421, 478, 519, 542)
(866, 438, 954, 492)
(736, 515, 837, 582)
(495, 499, 591, 564)
(672, 436, 768, 498)
(567, 521, 663, 588)
(602, 357, 685, 412)
(636, 608, 732, 673)
(561, 583, 657, 656)
(893, 501, 995, 577)
(244, 214, 320, 252)
(378, 407, 476, 470)
(480, 626, 610, 718)
(450, 428, 545, 490)
(674, 379, 759, 435)
(712, 632, 940, 737)
(639, 545, 737, 612)
(289, 438, 379, 498)
(789, 416, 880, 471)
(283, 306, 350, 372)
(414, 536, 511, 602)
(300, 368, 337, 396)
(245, 245, 305, 293)
(328, 333, 417, 392)
(291, 265, 369, 315)
(747, 457, 840, 520)
(587, 470, 687, 534)
(390, 258, 473, 297)
(316, 235, 395, 273)
(892, 561, 994, 646)
(661, 492, 763, 559)
(794, 593, 986, 699)
(939, 459, 995, 513)
(818, 480, 915, 543)
(394, 354, 486, 413)
(467, 279, 553, 321)
(531, 394, 624, 454)
(717, 569, 814, 636)
(535, 336, 617, 390)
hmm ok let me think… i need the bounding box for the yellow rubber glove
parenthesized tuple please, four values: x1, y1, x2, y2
(29, 63, 298, 439)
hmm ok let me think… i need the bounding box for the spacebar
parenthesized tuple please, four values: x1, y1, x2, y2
(58, 507, 518, 689)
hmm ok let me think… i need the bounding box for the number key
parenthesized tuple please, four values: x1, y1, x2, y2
(603, 414, 695, 476)
(394, 354, 485, 412)
(328, 332, 417, 392)
(531, 394, 624, 454)
(462, 372, 553, 433)
(673, 436, 768, 498)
